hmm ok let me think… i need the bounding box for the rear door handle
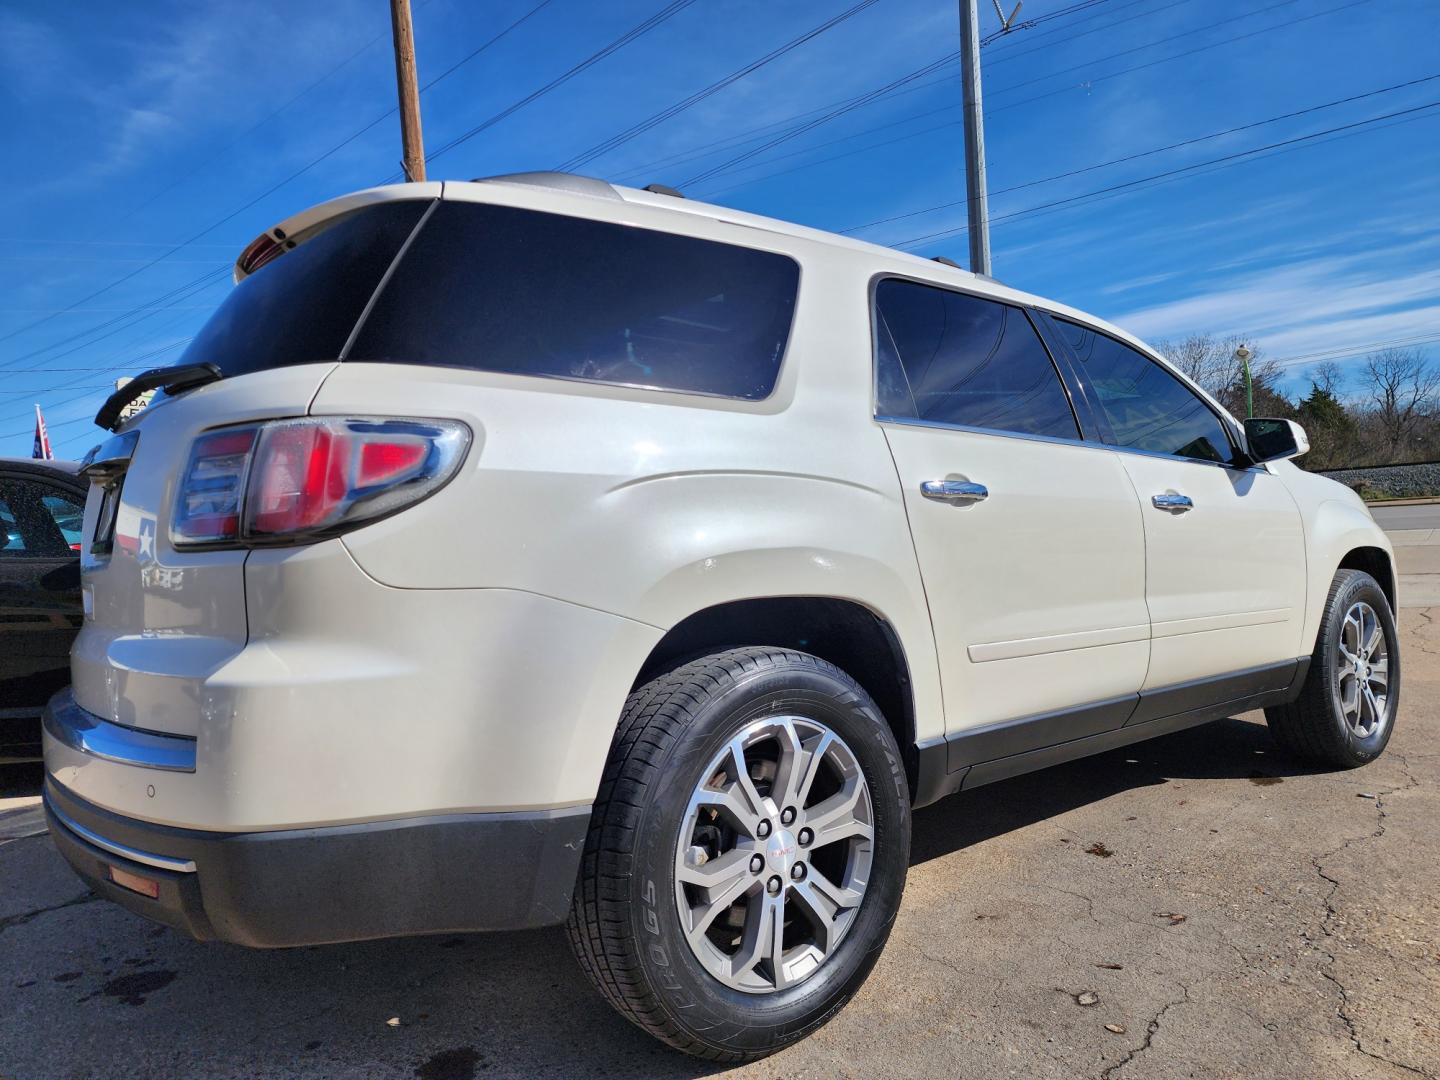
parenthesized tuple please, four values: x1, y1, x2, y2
(921, 480, 988, 503)
(1152, 493, 1193, 512)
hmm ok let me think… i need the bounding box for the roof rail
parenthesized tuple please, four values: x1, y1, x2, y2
(471, 172, 621, 201)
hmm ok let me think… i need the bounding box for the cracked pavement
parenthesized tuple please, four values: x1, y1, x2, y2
(2, 613, 1437, 1079)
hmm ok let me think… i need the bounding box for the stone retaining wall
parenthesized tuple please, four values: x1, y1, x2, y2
(1318, 461, 1440, 499)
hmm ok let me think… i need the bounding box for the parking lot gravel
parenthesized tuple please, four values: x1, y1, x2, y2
(2, 612, 1437, 1079)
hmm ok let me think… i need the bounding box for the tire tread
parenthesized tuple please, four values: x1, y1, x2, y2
(564, 646, 871, 1062)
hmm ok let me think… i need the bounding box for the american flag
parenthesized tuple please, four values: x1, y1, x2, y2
(32, 403, 53, 460)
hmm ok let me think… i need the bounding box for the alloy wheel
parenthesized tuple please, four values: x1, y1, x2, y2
(1336, 600, 1390, 738)
(673, 715, 874, 994)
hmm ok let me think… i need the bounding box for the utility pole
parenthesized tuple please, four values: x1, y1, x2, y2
(958, 0, 994, 276)
(389, 0, 427, 182)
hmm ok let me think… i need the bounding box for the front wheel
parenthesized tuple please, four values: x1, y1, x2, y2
(1266, 568, 1400, 767)
(566, 647, 910, 1062)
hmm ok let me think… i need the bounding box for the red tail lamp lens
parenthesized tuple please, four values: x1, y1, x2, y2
(358, 440, 426, 486)
(172, 427, 258, 544)
(171, 417, 468, 548)
(249, 424, 348, 535)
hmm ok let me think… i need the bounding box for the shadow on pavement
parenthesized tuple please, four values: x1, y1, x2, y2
(4, 715, 1332, 1079)
(911, 714, 1324, 867)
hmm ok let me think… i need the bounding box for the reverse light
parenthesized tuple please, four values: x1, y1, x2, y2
(171, 417, 469, 548)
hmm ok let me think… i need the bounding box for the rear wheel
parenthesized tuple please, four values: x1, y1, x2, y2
(566, 647, 910, 1061)
(1266, 569, 1399, 767)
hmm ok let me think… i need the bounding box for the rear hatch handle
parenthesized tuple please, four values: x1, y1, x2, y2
(94, 362, 223, 432)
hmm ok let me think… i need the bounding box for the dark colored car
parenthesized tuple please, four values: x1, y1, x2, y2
(1, 458, 85, 763)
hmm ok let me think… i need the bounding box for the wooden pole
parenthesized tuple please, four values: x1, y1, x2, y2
(389, 0, 427, 182)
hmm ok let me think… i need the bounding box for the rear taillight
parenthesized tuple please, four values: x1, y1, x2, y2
(170, 417, 469, 548)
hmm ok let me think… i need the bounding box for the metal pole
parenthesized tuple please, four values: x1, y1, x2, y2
(389, 0, 427, 182)
(958, 0, 992, 276)
(1236, 345, 1254, 417)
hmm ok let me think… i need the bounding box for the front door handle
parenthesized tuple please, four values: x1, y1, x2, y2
(921, 480, 989, 503)
(1152, 492, 1193, 512)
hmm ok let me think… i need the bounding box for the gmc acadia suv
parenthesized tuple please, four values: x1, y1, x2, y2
(42, 172, 1399, 1062)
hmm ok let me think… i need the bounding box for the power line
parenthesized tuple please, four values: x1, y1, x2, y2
(0, 0, 556, 356)
(1, 267, 229, 373)
(612, 0, 1201, 184)
(419, 0, 701, 168)
(888, 101, 1440, 248)
(834, 73, 1440, 234)
(676, 0, 1367, 190)
(555, 0, 882, 173)
(980, 0, 1111, 45)
(681, 53, 959, 187)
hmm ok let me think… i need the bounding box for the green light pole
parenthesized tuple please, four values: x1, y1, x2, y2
(1235, 344, 1254, 418)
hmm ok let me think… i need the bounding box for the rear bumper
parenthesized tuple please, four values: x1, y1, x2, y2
(44, 778, 589, 947)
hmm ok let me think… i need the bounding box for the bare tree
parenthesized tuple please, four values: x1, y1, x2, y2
(1153, 333, 1281, 401)
(1309, 360, 1346, 398)
(1362, 348, 1440, 460)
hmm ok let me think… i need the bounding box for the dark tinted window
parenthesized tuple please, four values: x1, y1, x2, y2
(874, 279, 1078, 439)
(0, 480, 78, 557)
(173, 200, 429, 380)
(350, 201, 799, 400)
(1054, 318, 1236, 464)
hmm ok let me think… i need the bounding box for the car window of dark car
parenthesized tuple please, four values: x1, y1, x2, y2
(1052, 317, 1238, 465)
(42, 493, 85, 551)
(0, 493, 24, 554)
(0, 480, 75, 557)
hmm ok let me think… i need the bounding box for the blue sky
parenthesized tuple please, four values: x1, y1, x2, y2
(1, 0, 1436, 457)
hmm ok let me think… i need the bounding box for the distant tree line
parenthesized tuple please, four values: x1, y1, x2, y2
(1154, 334, 1440, 471)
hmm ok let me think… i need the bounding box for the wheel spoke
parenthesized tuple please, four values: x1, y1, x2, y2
(1340, 673, 1360, 719)
(767, 719, 809, 813)
(728, 892, 779, 980)
(765, 893, 789, 989)
(804, 780, 873, 846)
(1361, 684, 1383, 733)
(1367, 659, 1389, 687)
(676, 846, 753, 890)
(684, 868, 755, 946)
(1363, 611, 1383, 660)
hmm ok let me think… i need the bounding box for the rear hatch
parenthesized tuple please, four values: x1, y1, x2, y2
(71, 191, 436, 737)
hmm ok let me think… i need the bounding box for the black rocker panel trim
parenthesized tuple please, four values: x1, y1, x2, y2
(911, 657, 1309, 807)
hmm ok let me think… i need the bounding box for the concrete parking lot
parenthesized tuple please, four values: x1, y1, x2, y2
(3, 618, 1437, 1078)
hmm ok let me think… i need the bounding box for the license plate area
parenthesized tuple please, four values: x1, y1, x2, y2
(80, 429, 139, 556)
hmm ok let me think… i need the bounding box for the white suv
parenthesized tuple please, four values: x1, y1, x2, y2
(43, 172, 1399, 1061)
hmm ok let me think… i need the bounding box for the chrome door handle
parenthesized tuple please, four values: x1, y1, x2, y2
(1152, 493, 1193, 512)
(921, 480, 988, 503)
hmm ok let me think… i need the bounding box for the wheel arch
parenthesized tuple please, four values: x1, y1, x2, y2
(632, 596, 922, 800)
(1338, 545, 1396, 611)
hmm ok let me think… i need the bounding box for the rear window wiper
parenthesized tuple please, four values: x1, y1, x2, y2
(95, 362, 223, 431)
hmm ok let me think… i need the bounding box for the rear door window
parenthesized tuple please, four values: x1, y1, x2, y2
(349, 201, 800, 400)
(173, 200, 430, 380)
(874, 279, 1079, 440)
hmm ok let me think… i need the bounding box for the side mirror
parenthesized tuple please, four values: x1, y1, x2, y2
(1244, 417, 1309, 463)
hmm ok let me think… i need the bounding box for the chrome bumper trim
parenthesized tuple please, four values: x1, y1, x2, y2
(46, 793, 197, 873)
(42, 690, 197, 773)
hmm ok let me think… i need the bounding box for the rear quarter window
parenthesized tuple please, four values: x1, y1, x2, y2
(173, 200, 430, 380)
(348, 201, 800, 400)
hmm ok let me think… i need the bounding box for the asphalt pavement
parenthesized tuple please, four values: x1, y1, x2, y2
(1368, 502, 1440, 533)
(3, 609, 1438, 1078)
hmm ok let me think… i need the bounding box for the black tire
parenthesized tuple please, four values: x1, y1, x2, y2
(565, 647, 910, 1062)
(1265, 569, 1400, 767)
